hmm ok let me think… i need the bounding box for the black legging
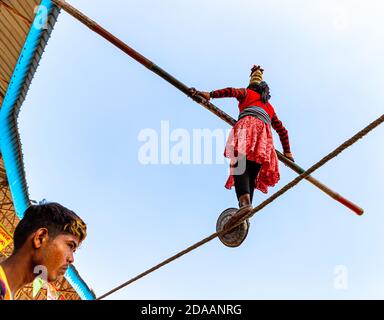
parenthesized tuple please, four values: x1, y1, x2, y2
(233, 157, 262, 204)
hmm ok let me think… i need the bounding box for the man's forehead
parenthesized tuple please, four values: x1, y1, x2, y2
(57, 233, 80, 246)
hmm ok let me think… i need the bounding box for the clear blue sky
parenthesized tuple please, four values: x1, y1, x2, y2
(18, 0, 384, 299)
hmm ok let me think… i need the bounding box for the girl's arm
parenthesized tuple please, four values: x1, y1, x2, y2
(189, 87, 246, 101)
(209, 88, 247, 100)
(271, 113, 294, 161)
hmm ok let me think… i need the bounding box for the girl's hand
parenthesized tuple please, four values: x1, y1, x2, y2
(199, 91, 211, 101)
(188, 88, 210, 101)
(284, 152, 295, 162)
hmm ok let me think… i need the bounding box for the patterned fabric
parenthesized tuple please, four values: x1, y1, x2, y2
(224, 117, 280, 194)
(32, 276, 64, 300)
(238, 106, 271, 125)
(210, 87, 291, 153)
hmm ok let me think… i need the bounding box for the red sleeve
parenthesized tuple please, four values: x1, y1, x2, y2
(271, 113, 291, 154)
(210, 88, 246, 101)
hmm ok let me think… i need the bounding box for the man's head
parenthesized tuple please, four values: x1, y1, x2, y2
(13, 202, 87, 282)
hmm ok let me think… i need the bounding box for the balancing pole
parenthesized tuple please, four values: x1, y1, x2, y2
(51, 0, 364, 215)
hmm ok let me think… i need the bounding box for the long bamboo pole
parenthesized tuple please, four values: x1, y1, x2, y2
(51, 0, 364, 215)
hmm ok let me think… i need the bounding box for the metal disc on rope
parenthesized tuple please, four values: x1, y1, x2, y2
(216, 208, 250, 248)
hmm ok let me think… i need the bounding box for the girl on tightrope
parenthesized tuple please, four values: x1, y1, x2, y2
(191, 65, 294, 217)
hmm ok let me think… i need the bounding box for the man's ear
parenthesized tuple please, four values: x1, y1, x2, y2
(32, 228, 49, 249)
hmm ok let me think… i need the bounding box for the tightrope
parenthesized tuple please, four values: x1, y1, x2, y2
(97, 114, 384, 300)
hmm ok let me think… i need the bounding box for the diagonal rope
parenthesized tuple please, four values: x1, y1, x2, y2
(97, 114, 384, 300)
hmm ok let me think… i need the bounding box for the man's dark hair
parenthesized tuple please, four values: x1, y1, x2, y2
(13, 202, 87, 252)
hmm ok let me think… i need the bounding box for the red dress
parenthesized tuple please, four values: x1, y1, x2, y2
(210, 88, 291, 194)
